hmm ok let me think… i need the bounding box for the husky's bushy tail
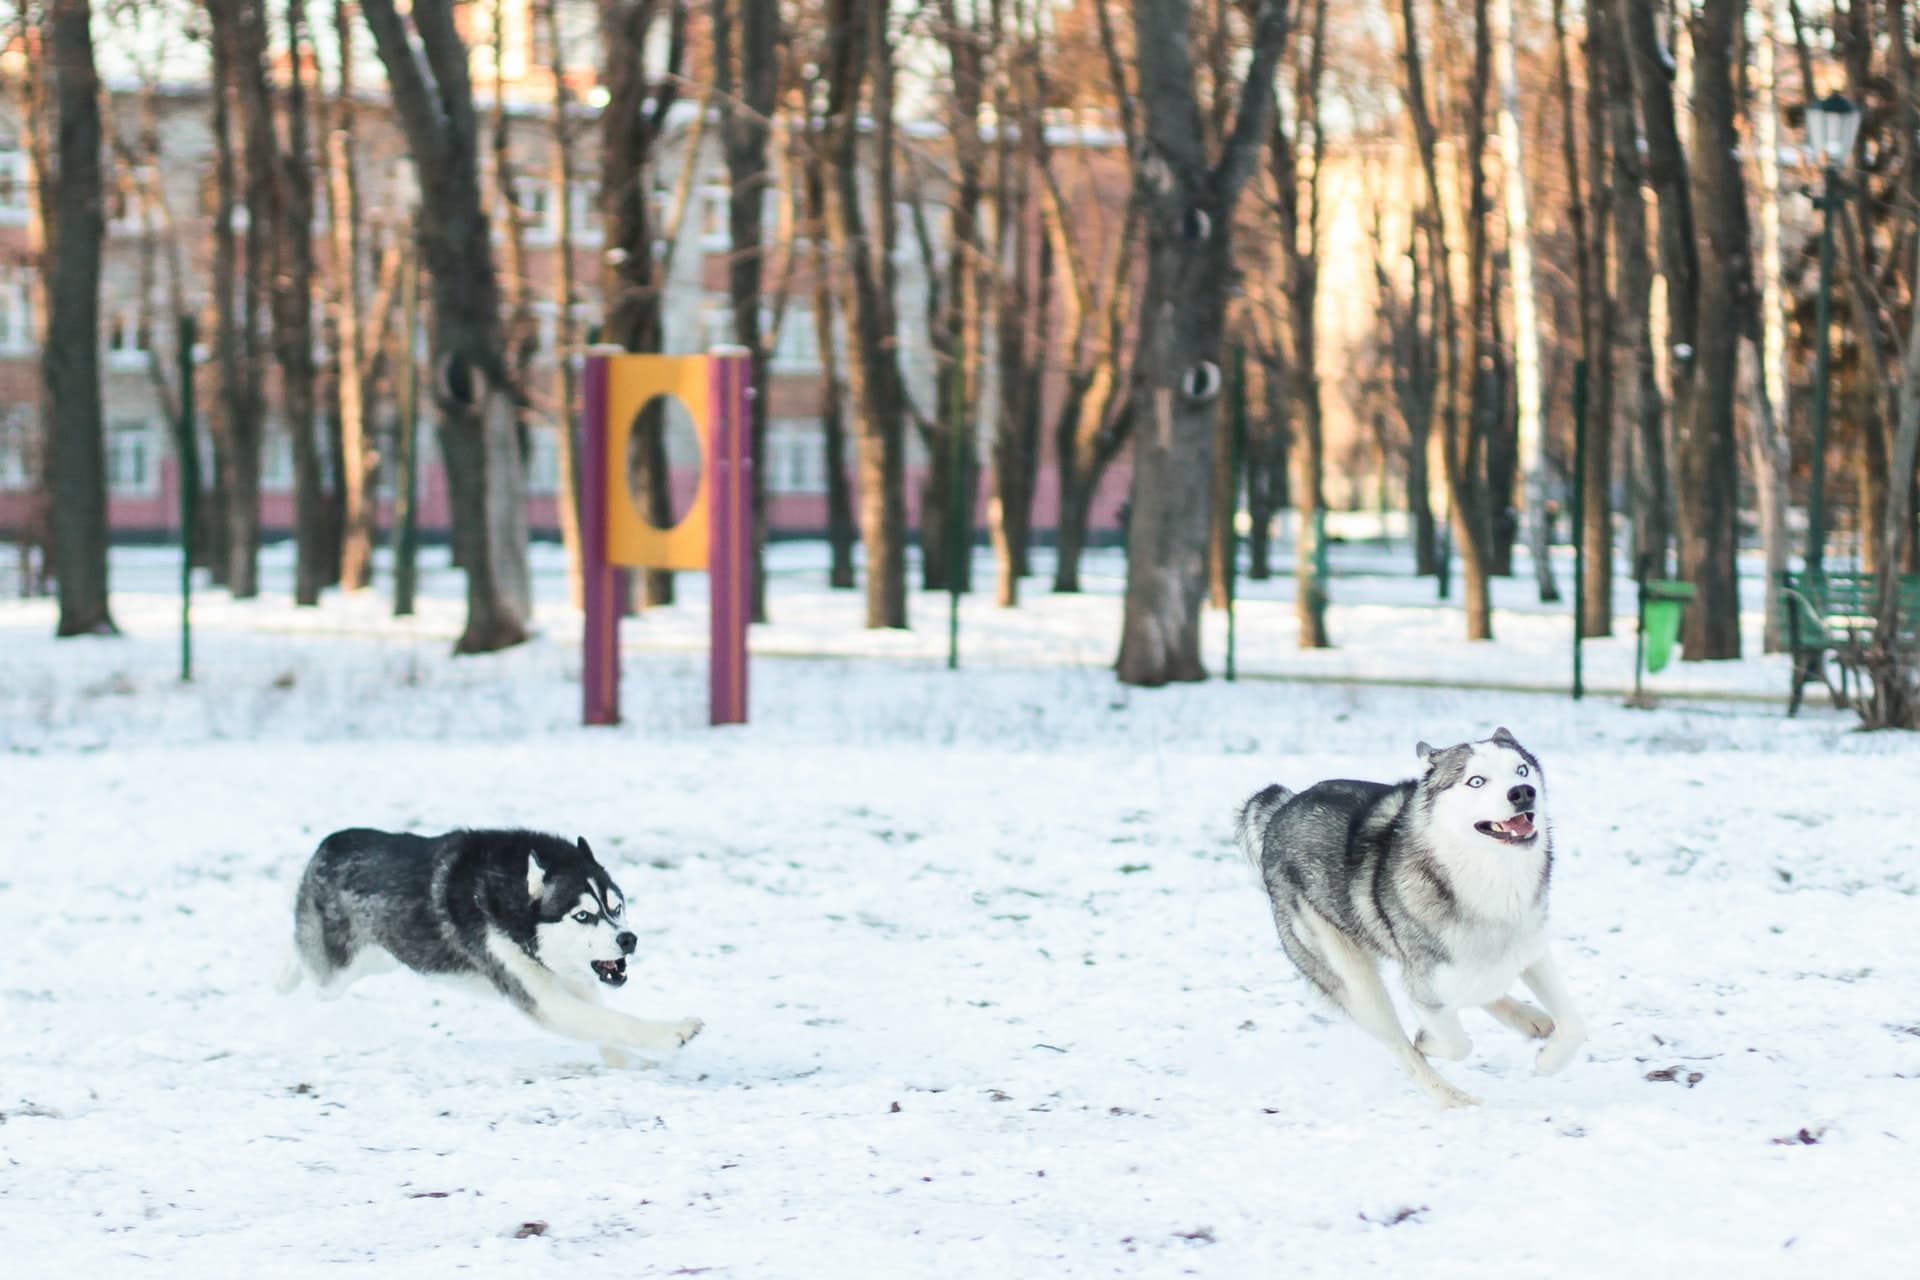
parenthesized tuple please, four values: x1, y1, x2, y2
(1235, 783, 1294, 876)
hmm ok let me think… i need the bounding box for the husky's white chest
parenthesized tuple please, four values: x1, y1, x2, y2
(1425, 920, 1546, 1008)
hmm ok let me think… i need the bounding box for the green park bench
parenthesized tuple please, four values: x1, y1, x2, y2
(1777, 569, 1920, 716)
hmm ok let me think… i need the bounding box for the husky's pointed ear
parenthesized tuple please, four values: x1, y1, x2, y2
(526, 852, 547, 900)
(576, 835, 593, 860)
(1416, 741, 1436, 766)
(1491, 726, 1518, 747)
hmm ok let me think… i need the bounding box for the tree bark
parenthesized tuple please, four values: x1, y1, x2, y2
(1116, 0, 1291, 685)
(45, 0, 115, 636)
(712, 0, 778, 621)
(1605, 0, 1667, 581)
(1749, 0, 1791, 652)
(543, 0, 586, 611)
(1493, 0, 1559, 604)
(823, 0, 910, 628)
(600, 0, 686, 609)
(1673, 0, 1746, 660)
(269, 0, 326, 606)
(363, 0, 530, 653)
(331, 0, 375, 591)
(1273, 0, 1329, 648)
(1563, 0, 1612, 636)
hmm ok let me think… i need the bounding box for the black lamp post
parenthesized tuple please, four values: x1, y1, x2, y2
(1804, 93, 1862, 581)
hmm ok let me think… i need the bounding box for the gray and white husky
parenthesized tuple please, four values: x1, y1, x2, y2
(1236, 728, 1586, 1108)
(278, 828, 704, 1064)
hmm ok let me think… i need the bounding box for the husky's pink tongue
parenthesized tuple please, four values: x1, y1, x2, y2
(1501, 813, 1536, 840)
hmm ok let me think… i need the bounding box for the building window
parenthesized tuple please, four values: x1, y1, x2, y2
(513, 175, 559, 244)
(569, 179, 603, 245)
(0, 267, 32, 353)
(0, 407, 33, 490)
(699, 184, 730, 248)
(261, 421, 293, 492)
(766, 420, 827, 495)
(0, 148, 29, 225)
(771, 304, 821, 372)
(527, 422, 559, 496)
(107, 420, 159, 496)
(107, 307, 151, 371)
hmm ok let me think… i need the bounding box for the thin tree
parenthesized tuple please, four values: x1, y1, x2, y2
(1271, 0, 1329, 648)
(599, 0, 688, 609)
(270, 0, 326, 605)
(330, 0, 375, 590)
(543, 0, 587, 609)
(1559, 0, 1610, 635)
(44, 0, 114, 635)
(1492, 0, 1557, 603)
(1115, 0, 1291, 685)
(362, 0, 532, 652)
(712, 0, 778, 620)
(822, 0, 913, 628)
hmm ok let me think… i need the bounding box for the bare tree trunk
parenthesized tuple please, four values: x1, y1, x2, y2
(1246, 349, 1290, 579)
(1750, 0, 1792, 652)
(1275, 0, 1329, 648)
(1673, 0, 1746, 660)
(1494, 0, 1558, 604)
(542, 0, 585, 609)
(271, 0, 326, 606)
(1116, 0, 1291, 685)
(13, 8, 57, 598)
(823, 0, 910, 628)
(600, 0, 686, 609)
(801, 135, 858, 589)
(332, 0, 374, 590)
(45, 0, 114, 635)
(1606, 0, 1667, 580)
(1398, 0, 1493, 638)
(1563, 0, 1612, 636)
(712, 0, 778, 621)
(363, 0, 530, 652)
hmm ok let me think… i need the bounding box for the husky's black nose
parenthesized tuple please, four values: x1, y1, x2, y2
(1508, 783, 1536, 809)
(616, 931, 637, 954)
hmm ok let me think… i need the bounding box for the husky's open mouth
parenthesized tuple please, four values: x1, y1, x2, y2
(1475, 812, 1537, 843)
(591, 958, 628, 987)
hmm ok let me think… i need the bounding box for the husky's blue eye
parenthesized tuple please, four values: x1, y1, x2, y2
(1466, 776, 1486, 788)
(572, 910, 595, 924)
(607, 901, 622, 917)
(1516, 764, 1530, 777)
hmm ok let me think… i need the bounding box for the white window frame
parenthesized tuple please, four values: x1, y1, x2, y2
(0, 407, 33, 490)
(106, 305, 151, 372)
(0, 267, 34, 354)
(765, 419, 828, 496)
(106, 419, 160, 496)
(0, 149, 30, 226)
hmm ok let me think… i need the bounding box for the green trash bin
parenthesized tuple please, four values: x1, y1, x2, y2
(1640, 580, 1697, 675)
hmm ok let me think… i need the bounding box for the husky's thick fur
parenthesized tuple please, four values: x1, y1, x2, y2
(1236, 728, 1586, 1107)
(278, 828, 703, 1063)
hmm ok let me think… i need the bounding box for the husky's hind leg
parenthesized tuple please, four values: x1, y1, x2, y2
(289, 880, 390, 999)
(1284, 904, 1479, 1109)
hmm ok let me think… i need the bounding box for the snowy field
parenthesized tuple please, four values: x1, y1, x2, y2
(2, 538, 1917, 1276)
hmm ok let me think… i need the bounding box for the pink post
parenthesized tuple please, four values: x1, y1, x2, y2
(582, 356, 620, 726)
(708, 352, 753, 725)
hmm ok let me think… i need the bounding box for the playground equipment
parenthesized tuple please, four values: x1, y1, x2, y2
(581, 350, 754, 727)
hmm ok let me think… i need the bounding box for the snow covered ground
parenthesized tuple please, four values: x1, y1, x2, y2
(2, 539, 1916, 1276)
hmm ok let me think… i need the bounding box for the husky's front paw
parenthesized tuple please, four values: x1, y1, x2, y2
(1534, 1023, 1586, 1075)
(671, 1017, 704, 1047)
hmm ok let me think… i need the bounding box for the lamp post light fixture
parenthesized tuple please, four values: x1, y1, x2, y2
(1804, 94, 1862, 582)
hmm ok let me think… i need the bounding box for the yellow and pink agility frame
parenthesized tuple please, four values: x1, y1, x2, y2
(581, 351, 753, 726)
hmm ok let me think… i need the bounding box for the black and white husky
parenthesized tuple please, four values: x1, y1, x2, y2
(1236, 729, 1586, 1108)
(277, 828, 703, 1063)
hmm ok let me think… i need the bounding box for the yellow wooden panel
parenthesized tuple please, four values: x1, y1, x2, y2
(604, 355, 711, 570)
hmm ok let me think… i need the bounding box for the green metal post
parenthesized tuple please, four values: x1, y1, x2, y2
(173, 315, 198, 682)
(1226, 345, 1246, 682)
(1571, 359, 1587, 701)
(1806, 165, 1840, 581)
(393, 244, 421, 617)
